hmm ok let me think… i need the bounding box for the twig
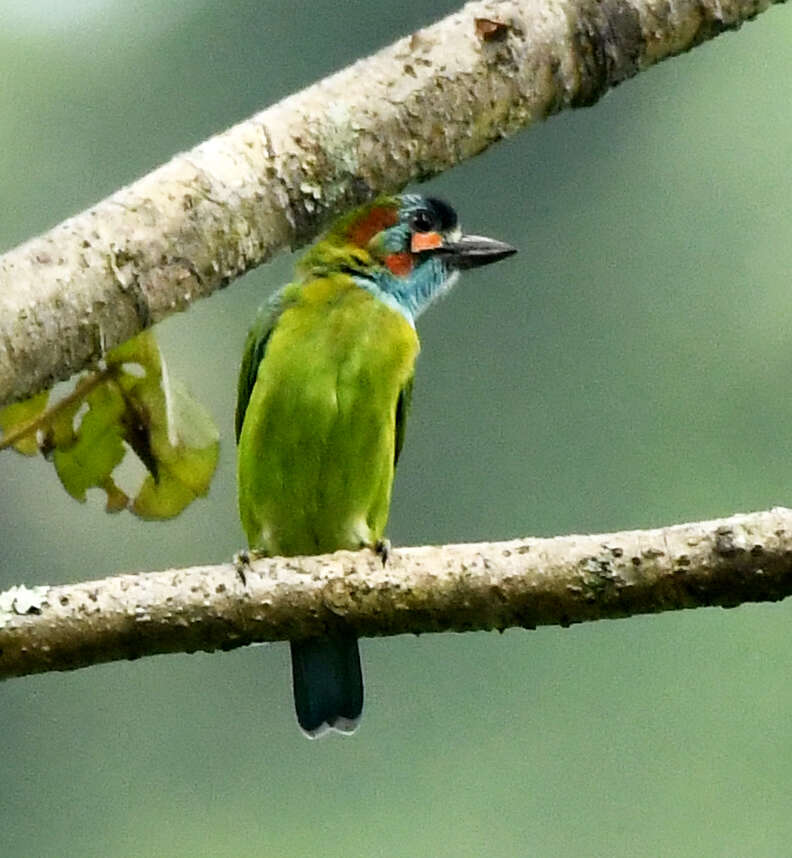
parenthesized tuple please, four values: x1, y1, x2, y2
(0, 368, 111, 451)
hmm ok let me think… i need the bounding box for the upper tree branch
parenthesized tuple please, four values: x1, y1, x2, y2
(0, 0, 783, 406)
(2, 508, 791, 681)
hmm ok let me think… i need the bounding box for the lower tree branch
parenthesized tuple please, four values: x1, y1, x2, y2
(2, 508, 791, 680)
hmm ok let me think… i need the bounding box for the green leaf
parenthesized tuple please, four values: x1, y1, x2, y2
(2, 330, 219, 519)
(107, 331, 220, 520)
(0, 391, 50, 455)
(130, 377, 220, 520)
(53, 380, 126, 502)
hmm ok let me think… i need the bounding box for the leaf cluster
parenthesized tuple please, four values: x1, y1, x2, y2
(0, 332, 219, 519)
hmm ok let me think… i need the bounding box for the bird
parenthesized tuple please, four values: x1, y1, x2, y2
(235, 193, 516, 737)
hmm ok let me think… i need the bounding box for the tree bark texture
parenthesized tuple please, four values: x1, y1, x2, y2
(0, 0, 783, 406)
(2, 508, 791, 681)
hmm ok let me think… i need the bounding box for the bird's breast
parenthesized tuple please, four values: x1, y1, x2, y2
(238, 278, 419, 555)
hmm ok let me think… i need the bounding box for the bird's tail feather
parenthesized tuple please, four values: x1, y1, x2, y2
(290, 634, 363, 738)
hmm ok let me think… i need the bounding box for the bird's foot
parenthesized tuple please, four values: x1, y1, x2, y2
(374, 538, 392, 566)
(232, 548, 261, 586)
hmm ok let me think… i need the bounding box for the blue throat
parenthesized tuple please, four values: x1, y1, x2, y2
(354, 256, 458, 326)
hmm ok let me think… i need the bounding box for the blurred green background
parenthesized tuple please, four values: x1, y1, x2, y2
(2, 1, 792, 856)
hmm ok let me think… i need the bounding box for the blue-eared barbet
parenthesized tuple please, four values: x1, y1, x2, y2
(235, 194, 516, 737)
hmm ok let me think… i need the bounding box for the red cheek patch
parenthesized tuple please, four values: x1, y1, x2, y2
(385, 252, 414, 276)
(411, 231, 443, 252)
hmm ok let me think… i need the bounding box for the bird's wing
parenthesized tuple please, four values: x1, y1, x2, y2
(235, 289, 289, 442)
(393, 373, 414, 467)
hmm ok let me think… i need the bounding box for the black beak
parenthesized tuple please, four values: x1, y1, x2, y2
(440, 234, 517, 270)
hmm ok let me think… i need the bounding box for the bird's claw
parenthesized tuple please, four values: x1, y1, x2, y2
(233, 549, 252, 586)
(374, 538, 392, 566)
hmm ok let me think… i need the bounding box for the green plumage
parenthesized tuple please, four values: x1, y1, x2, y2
(236, 274, 418, 556)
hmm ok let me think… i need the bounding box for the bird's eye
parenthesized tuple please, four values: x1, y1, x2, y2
(410, 210, 435, 233)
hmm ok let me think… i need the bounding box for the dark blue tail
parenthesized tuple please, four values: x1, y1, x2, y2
(290, 634, 363, 738)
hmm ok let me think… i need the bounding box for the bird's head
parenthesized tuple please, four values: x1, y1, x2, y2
(297, 194, 516, 322)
